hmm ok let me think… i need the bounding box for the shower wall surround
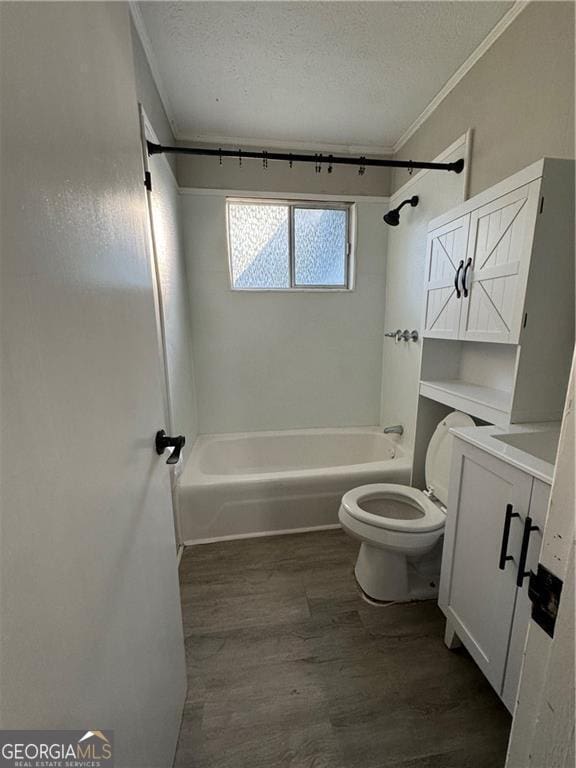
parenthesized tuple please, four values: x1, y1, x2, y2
(182, 192, 388, 434)
(380, 135, 469, 447)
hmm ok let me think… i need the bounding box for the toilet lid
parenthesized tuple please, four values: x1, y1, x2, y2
(425, 411, 475, 505)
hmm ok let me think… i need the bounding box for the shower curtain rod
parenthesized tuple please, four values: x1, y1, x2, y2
(146, 141, 465, 174)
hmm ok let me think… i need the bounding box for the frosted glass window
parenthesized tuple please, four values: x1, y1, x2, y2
(227, 199, 352, 290)
(228, 203, 290, 289)
(294, 207, 347, 286)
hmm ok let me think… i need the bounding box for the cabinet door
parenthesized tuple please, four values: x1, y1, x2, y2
(439, 441, 533, 697)
(422, 215, 469, 339)
(501, 479, 549, 712)
(459, 180, 541, 343)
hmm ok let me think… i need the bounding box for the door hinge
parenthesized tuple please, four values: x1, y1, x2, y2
(539, 196, 544, 214)
(144, 170, 152, 191)
(528, 563, 563, 638)
(523, 312, 528, 329)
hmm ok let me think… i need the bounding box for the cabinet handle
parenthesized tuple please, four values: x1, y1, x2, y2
(462, 258, 472, 298)
(454, 260, 464, 298)
(499, 503, 520, 570)
(517, 515, 540, 587)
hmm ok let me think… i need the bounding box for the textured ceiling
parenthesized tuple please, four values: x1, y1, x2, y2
(138, 1, 513, 150)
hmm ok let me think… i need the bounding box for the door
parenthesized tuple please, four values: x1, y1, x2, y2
(0, 5, 186, 767)
(501, 479, 549, 711)
(422, 215, 470, 339)
(460, 180, 541, 343)
(439, 441, 533, 697)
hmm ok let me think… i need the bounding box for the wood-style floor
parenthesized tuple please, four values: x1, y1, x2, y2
(174, 529, 511, 768)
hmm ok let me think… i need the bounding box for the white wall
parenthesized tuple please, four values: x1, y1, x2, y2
(131, 15, 177, 172)
(182, 192, 388, 433)
(393, 2, 574, 197)
(380, 136, 469, 446)
(178, 151, 391, 197)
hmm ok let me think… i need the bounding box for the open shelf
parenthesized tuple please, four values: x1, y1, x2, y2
(419, 379, 512, 425)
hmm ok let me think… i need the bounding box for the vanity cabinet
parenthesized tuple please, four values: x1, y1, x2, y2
(439, 437, 550, 712)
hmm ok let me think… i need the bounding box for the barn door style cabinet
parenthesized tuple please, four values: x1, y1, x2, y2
(418, 158, 574, 427)
(439, 435, 551, 712)
(423, 179, 541, 344)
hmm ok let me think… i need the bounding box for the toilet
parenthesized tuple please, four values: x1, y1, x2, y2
(339, 411, 474, 603)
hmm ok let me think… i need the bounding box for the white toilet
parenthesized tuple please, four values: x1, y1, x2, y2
(339, 411, 474, 603)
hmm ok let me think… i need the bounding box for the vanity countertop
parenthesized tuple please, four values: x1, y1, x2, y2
(449, 422, 561, 485)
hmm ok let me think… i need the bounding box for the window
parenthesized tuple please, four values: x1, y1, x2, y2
(227, 199, 353, 290)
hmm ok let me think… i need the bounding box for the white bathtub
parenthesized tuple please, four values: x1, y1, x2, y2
(177, 427, 411, 544)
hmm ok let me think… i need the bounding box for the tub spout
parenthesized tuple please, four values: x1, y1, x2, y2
(383, 425, 404, 436)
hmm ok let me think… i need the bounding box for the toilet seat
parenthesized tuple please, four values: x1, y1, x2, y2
(340, 411, 475, 536)
(339, 411, 475, 601)
(341, 484, 445, 533)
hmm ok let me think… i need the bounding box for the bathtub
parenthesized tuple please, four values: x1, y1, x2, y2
(177, 427, 411, 544)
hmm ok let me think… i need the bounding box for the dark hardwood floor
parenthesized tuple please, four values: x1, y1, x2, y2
(174, 529, 511, 768)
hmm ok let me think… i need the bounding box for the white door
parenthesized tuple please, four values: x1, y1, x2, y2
(439, 441, 533, 697)
(422, 215, 470, 339)
(0, 5, 186, 767)
(460, 181, 541, 343)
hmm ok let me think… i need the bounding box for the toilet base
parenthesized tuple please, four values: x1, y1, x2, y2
(354, 541, 442, 603)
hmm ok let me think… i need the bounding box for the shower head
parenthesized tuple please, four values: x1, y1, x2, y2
(383, 195, 419, 226)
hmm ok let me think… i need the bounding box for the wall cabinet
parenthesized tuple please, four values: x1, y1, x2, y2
(439, 437, 550, 712)
(423, 162, 562, 346)
(459, 181, 540, 344)
(423, 214, 470, 340)
(418, 158, 574, 426)
(424, 180, 541, 344)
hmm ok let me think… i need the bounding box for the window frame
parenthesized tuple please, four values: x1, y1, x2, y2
(226, 197, 355, 292)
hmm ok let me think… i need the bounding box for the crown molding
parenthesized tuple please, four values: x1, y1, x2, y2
(393, 1, 530, 154)
(129, 2, 180, 138)
(174, 133, 394, 157)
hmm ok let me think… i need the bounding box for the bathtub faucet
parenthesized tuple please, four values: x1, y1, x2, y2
(383, 424, 404, 436)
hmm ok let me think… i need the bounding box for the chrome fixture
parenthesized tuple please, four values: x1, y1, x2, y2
(383, 196, 419, 226)
(383, 425, 404, 436)
(385, 329, 419, 342)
